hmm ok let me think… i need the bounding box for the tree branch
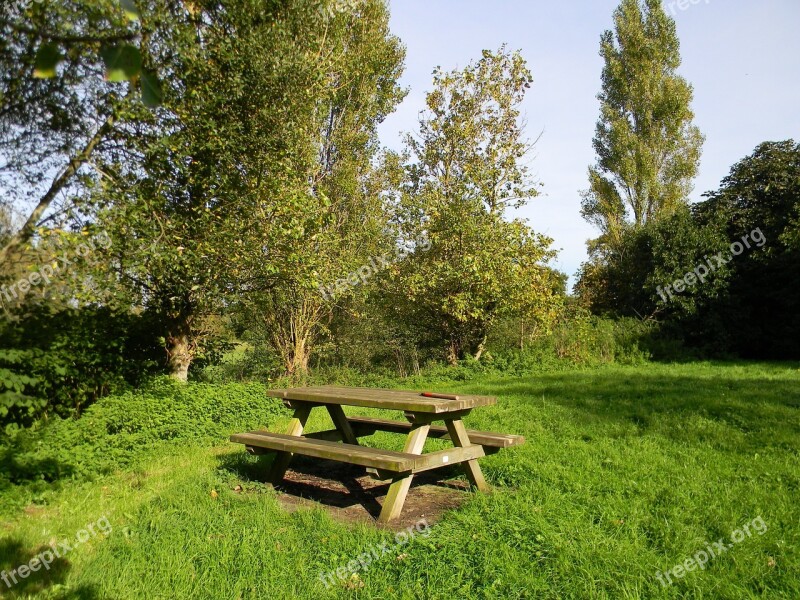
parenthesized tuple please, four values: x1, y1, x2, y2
(0, 112, 116, 266)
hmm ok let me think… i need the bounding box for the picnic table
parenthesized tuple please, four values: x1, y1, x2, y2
(230, 386, 524, 522)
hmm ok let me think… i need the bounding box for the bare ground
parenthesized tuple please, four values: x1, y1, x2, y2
(269, 456, 474, 531)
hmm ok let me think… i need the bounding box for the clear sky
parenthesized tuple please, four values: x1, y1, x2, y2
(377, 0, 800, 288)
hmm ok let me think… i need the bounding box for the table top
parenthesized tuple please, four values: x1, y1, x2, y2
(265, 385, 496, 414)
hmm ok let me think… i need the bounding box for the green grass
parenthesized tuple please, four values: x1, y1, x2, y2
(1, 362, 799, 599)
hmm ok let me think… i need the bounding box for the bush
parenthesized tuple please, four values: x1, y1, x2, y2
(486, 310, 651, 369)
(0, 306, 165, 431)
(0, 378, 286, 489)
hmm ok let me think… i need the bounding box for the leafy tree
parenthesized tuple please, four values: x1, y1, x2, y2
(93, 0, 403, 379)
(390, 47, 560, 363)
(581, 0, 703, 250)
(575, 206, 730, 325)
(578, 140, 800, 359)
(235, 0, 406, 375)
(0, 0, 158, 268)
(695, 140, 800, 358)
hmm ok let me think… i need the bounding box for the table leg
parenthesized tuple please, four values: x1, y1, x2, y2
(445, 418, 490, 492)
(378, 423, 430, 523)
(268, 405, 312, 484)
(326, 405, 359, 444)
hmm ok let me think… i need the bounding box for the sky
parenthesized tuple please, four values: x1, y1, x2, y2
(377, 0, 800, 288)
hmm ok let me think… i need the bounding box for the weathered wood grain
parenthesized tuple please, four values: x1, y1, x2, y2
(265, 386, 496, 413)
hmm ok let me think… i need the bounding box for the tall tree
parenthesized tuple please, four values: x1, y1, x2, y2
(391, 47, 559, 363)
(694, 140, 800, 358)
(581, 0, 703, 249)
(236, 0, 406, 375)
(93, 0, 403, 380)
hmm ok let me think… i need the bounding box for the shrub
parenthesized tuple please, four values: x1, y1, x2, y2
(0, 306, 165, 431)
(0, 378, 286, 488)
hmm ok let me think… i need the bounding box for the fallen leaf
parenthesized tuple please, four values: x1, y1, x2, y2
(344, 573, 364, 590)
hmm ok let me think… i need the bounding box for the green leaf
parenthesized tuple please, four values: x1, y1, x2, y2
(120, 0, 141, 21)
(100, 44, 142, 82)
(33, 43, 62, 78)
(140, 69, 162, 107)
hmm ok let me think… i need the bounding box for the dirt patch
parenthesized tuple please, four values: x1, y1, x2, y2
(270, 456, 473, 531)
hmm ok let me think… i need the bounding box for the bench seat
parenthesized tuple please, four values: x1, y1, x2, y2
(231, 430, 486, 475)
(347, 416, 525, 451)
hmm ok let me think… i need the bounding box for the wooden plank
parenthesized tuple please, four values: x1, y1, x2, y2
(326, 405, 359, 445)
(410, 445, 486, 474)
(445, 418, 490, 492)
(265, 386, 496, 414)
(378, 423, 430, 523)
(266, 405, 311, 483)
(404, 409, 472, 423)
(348, 416, 525, 448)
(231, 431, 416, 472)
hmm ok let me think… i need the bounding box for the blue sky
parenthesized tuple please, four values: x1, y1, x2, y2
(377, 0, 800, 287)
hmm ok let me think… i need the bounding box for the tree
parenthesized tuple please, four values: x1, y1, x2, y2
(574, 206, 730, 323)
(0, 0, 158, 268)
(581, 0, 703, 249)
(578, 140, 800, 359)
(93, 0, 404, 380)
(235, 0, 406, 376)
(390, 47, 560, 363)
(694, 140, 800, 358)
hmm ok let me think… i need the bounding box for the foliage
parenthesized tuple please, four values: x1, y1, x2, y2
(576, 206, 731, 320)
(0, 0, 158, 267)
(235, 0, 406, 376)
(693, 140, 800, 358)
(0, 378, 285, 490)
(389, 47, 561, 362)
(578, 140, 800, 360)
(582, 0, 703, 249)
(93, 0, 405, 380)
(0, 305, 164, 431)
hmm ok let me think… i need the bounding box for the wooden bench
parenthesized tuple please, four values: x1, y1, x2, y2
(346, 416, 524, 454)
(232, 430, 486, 474)
(230, 386, 524, 522)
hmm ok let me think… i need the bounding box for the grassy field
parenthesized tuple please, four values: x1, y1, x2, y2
(1, 362, 799, 599)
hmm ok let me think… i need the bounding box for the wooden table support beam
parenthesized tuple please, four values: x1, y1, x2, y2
(378, 423, 430, 523)
(267, 405, 311, 484)
(445, 418, 490, 492)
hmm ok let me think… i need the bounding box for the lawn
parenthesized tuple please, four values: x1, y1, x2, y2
(1, 362, 798, 599)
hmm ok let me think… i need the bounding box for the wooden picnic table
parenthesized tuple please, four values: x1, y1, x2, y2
(230, 385, 524, 522)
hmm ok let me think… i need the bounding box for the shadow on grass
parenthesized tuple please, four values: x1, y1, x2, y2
(0, 445, 76, 486)
(0, 537, 104, 599)
(486, 367, 800, 447)
(217, 451, 468, 520)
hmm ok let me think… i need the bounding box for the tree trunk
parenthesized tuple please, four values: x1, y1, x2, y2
(0, 114, 115, 267)
(473, 334, 488, 361)
(284, 332, 311, 376)
(166, 317, 193, 383)
(446, 338, 460, 366)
